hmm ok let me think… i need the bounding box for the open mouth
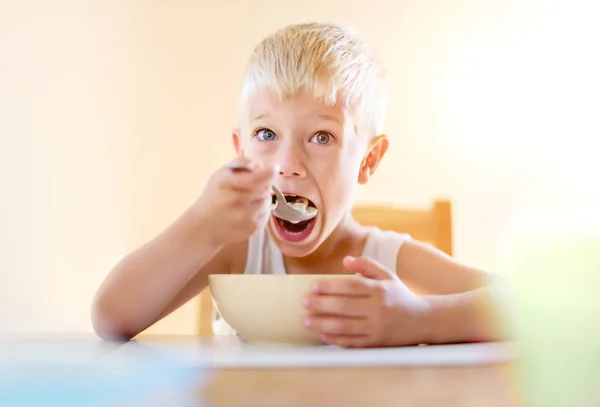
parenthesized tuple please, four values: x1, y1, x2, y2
(272, 194, 318, 242)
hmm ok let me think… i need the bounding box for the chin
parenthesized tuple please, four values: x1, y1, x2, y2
(267, 214, 323, 257)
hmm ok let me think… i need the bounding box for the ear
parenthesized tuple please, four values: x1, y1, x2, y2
(358, 134, 389, 185)
(232, 128, 244, 157)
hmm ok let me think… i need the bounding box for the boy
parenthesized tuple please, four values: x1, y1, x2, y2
(92, 22, 505, 347)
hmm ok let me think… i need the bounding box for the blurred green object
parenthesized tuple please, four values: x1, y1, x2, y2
(0, 335, 210, 407)
(499, 211, 600, 407)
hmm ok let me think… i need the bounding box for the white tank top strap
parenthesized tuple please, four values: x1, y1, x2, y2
(242, 227, 266, 275)
(267, 233, 286, 274)
(361, 226, 411, 272)
(242, 227, 286, 275)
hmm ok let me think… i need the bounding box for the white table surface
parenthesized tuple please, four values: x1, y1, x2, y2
(140, 335, 515, 369)
(0, 334, 515, 369)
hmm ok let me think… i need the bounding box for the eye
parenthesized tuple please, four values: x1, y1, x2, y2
(310, 132, 333, 145)
(256, 128, 278, 141)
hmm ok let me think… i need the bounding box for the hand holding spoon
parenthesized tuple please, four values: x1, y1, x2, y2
(227, 163, 318, 223)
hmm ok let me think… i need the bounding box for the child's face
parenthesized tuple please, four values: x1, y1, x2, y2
(233, 90, 387, 257)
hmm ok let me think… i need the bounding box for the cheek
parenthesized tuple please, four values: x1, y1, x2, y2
(243, 141, 277, 162)
(333, 145, 364, 182)
(315, 153, 359, 204)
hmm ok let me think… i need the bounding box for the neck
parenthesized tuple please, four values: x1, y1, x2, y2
(283, 212, 367, 271)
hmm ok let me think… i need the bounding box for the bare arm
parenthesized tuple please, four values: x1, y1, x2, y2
(91, 160, 275, 340)
(423, 286, 508, 344)
(91, 207, 231, 340)
(397, 240, 489, 295)
(397, 240, 508, 343)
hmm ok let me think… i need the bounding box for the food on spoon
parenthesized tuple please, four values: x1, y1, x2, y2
(292, 198, 308, 213)
(271, 192, 319, 227)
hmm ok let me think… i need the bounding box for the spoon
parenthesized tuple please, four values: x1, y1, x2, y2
(227, 163, 318, 223)
(270, 184, 318, 223)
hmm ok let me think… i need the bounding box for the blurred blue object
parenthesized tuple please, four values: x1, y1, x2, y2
(0, 335, 210, 407)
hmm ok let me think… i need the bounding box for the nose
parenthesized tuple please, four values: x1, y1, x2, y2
(277, 145, 306, 178)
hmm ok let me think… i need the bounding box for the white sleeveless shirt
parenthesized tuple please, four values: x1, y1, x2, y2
(212, 226, 410, 335)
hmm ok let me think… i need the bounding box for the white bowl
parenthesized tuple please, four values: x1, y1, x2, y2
(208, 274, 352, 345)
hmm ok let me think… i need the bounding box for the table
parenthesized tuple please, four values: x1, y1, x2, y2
(202, 365, 516, 407)
(0, 334, 518, 407)
(140, 335, 518, 407)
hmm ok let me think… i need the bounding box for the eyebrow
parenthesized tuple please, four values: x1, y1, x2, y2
(317, 114, 343, 126)
(251, 114, 270, 122)
(250, 113, 343, 126)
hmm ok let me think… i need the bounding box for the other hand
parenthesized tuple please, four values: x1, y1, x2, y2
(301, 256, 431, 348)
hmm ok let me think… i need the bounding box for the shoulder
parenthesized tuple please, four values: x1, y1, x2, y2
(363, 225, 412, 248)
(365, 226, 411, 244)
(362, 226, 411, 272)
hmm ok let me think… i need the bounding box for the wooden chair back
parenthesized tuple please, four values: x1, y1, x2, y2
(351, 200, 452, 256)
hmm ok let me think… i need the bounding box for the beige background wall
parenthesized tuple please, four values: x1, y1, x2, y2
(1, 0, 597, 335)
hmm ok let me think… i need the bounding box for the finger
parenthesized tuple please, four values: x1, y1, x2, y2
(223, 189, 267, 207)
(303, 315, 368, 336)
(254, 209, 270, 223)
(226, 155, 257, 171)
(251, 193, 273, 219)
(343, 256, 397, 281)
(248, 192, 272, 217)
(227, 165, 277, 193)
(248, 190, 272, 207)
(252, 210, 270, 230)
(301, 294, 372, 318)
(312, 276, 375, 296)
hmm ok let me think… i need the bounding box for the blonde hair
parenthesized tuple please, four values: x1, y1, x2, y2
(239, 23, 387, 138)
